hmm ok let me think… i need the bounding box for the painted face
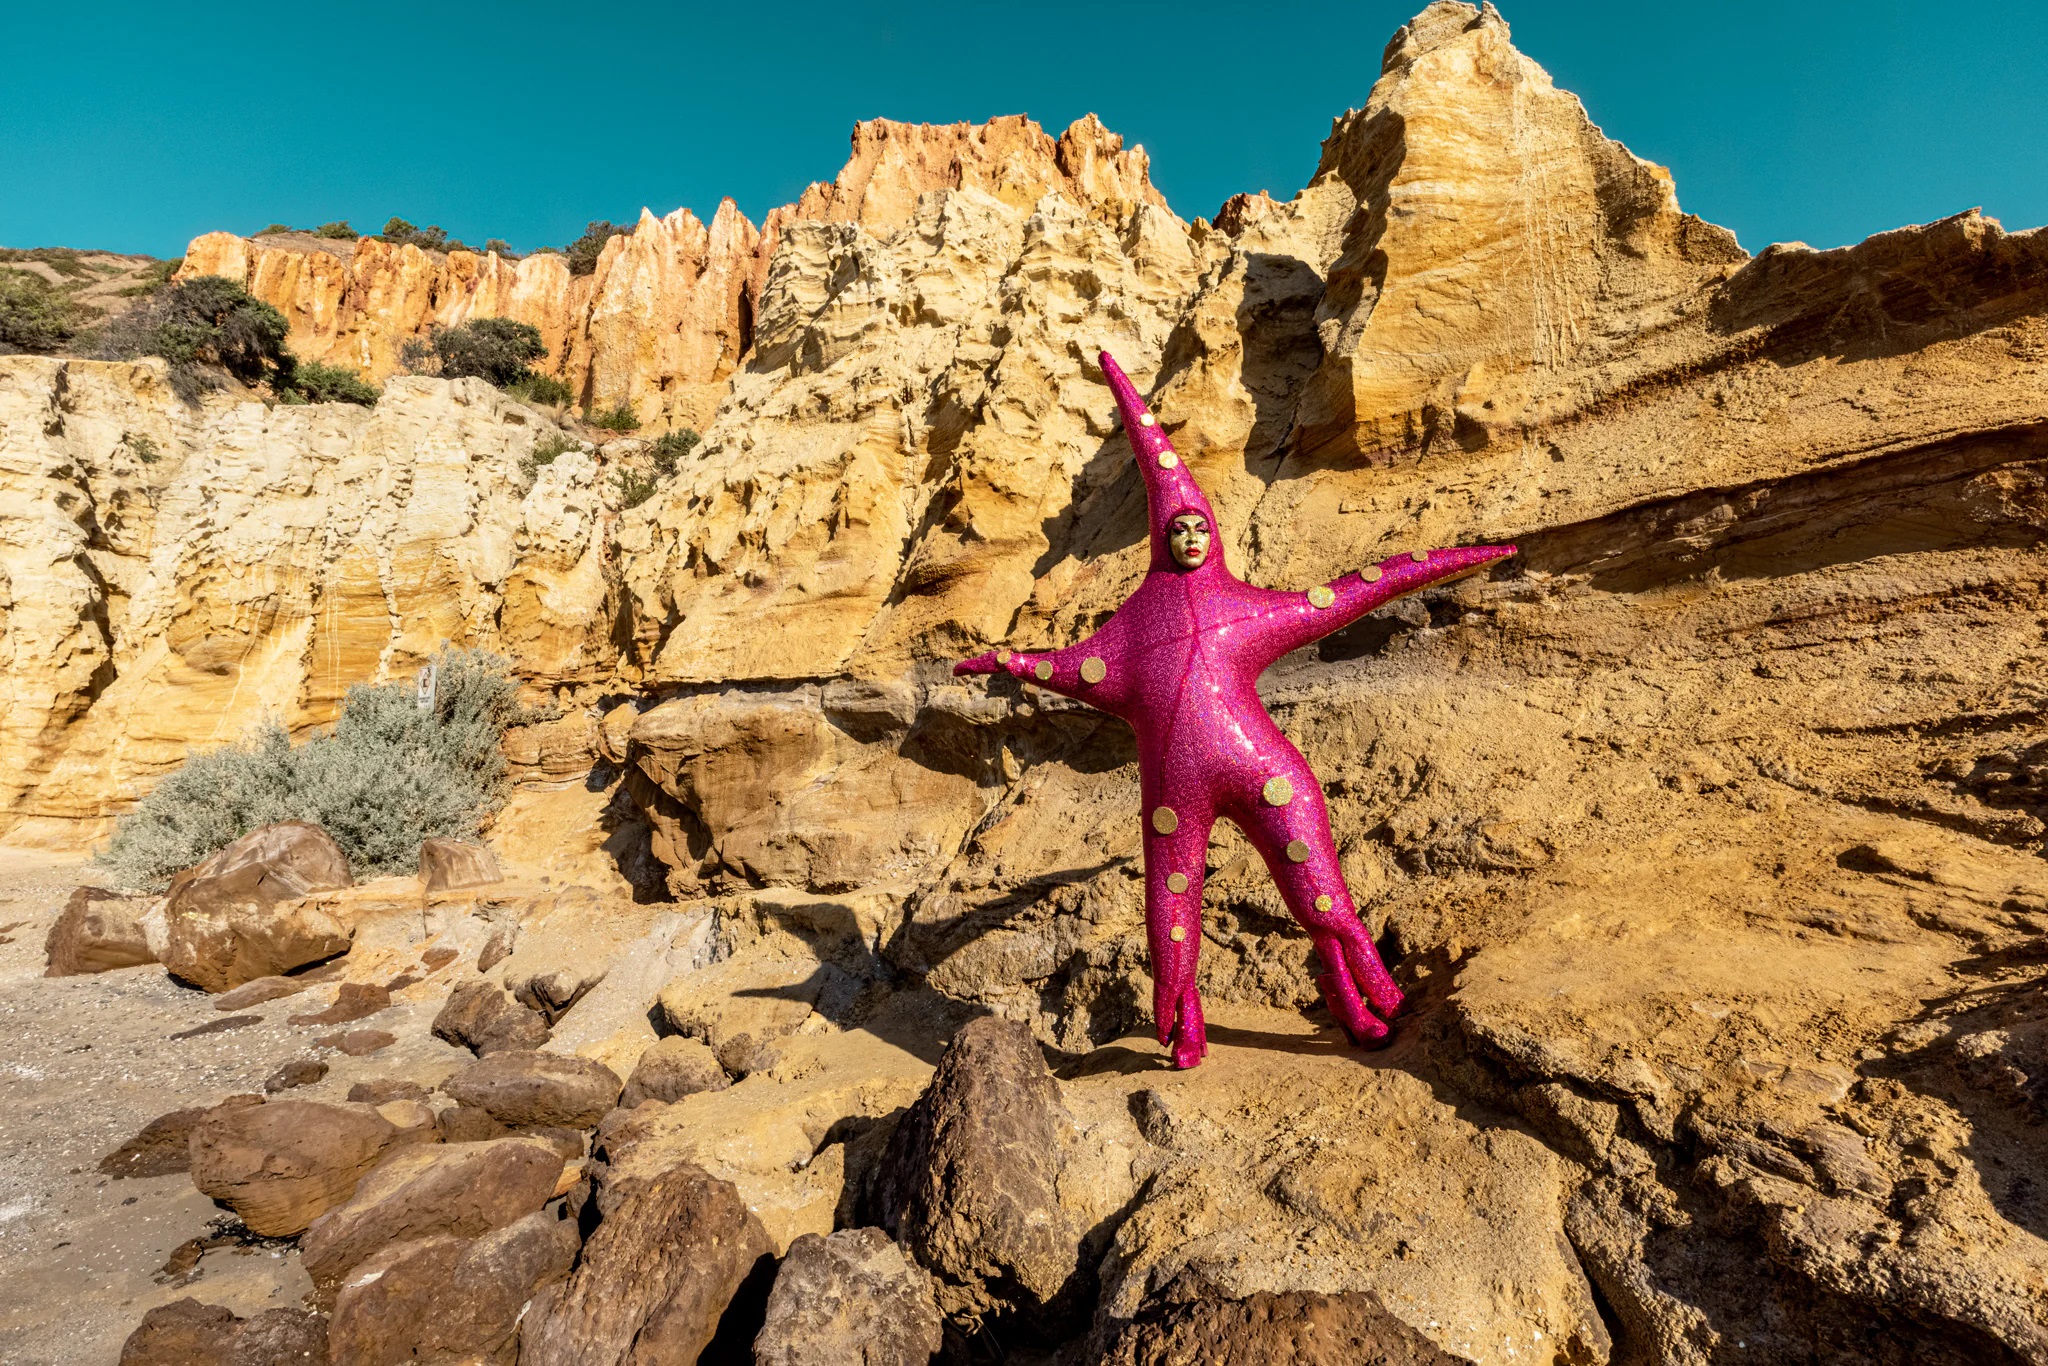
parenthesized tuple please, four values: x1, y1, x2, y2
(1168, 513, 1211, 569)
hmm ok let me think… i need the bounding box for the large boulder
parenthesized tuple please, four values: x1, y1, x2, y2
(99, 1095, 264, 1179)
(1101, 1279, 1463, 1366)
(418, 836, 502, 892)
(117, 1298, 326, 1365)
(520, 1162, 773, 1366)
(160, 822, 355, 992)
(619, 1034, 730, 1108)
(753, 1227, 944, 1366)
(44, 886, 156, 976)
(431, 977, 551, 1055)
(188, 1098, 420, 1236)
(871, 1015, 1088, 1331)
(439, 1049, 622, 1129)
(300, 1136, 565, 1292)
(326, 1212, 578, 1366)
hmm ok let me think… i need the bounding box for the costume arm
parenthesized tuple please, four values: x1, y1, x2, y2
(1243, 544, 1517, 664)
(953, 615, 1131, 710)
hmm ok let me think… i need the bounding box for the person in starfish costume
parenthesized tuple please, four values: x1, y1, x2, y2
(955, 352, 1517, 1068)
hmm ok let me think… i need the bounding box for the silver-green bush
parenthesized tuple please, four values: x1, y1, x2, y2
(96, 648, 527, 889)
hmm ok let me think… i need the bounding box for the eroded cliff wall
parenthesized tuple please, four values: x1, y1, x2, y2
(6, 3, 2048, 1359)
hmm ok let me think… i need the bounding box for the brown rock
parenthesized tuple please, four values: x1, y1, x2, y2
(326, 1212, 579, 1366)
(439, 1050, 622, 1129)
(520, 1162, 774, 1366)
(418, 837, 503, 892)
(187, 1098, 408, 1236)
(160, 823, 355, 993)
(507, 960, 607, 1025)
(872, 1016, 1085, 1329)
(438, 1104, 513, 1142)
(346, 1078, 430, 1105)
(619, 1034, 730, 1107)
(264, 1058, 329, 1093)
(431, 977, 550, 1055)
(118, 1298, 326, 1365)
(212, 975, 310, 1011)
(301, 1135, 564, 1291)
(419, 945, 460, 973)
(43, 886, 155, 976)
(752, 1227, 943, 1366)
(287, 981, 391, 1026)
(315, 1029, 397, 1056)
(98, 1095, 263, 1179)
(476, 923, 518, 973)
(1103, 1280, 1461, 1366)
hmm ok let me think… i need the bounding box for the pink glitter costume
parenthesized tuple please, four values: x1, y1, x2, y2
(956, 352, 1516, 1068)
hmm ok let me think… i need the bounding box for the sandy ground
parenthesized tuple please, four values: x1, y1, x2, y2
(0, 848, 473, 1365)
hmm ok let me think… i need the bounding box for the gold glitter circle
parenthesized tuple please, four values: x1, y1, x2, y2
(1307, 585, 1335, 609)
(1080, 656, 1107, 684)
(1360, 566, 1383, 583)
(1314, 894, 1333, 913)
(1157, 452, 1179, 469)
(1286, 839, 1310, 863)
(1034, 660, 1054, 681)
(1169, 925, 1187, 942)
(1411, 549, 1430, 563)
(996, 648, 1013, 664)
(1166, 871, 1189, 894)
(1139, 413, 1157, 427)
(1262, 775, 1293, 807)
(1151, 806, 1179, 835)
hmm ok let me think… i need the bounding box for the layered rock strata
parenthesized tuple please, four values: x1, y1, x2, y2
(6, 2, 2048, 1361)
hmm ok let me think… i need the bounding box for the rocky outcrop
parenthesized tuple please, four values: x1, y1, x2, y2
(299, 1136, 564, 1292)
(417, 836, 501, 891)
(325, 1212, 579, 1365)
(431, 977, 551, 1055)
(159, 823, 354, 991)
(438, 1049, 623, 1129)
(118, 1299, 326, 1366)
(17, 3, 2048, 1361)
(752, 1227, 945, 1366)
(187, 1098, 423, 1236)
(43, 886, 154, 975)
(519, 1161, 774, 1366)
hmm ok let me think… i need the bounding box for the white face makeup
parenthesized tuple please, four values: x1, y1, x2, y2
(1169, 513, 1212, 569)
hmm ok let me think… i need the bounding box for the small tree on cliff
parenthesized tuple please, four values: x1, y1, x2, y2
(426, 318, 549, 387)
(92, 274, 293, 400)
(97, 648, 535, 888)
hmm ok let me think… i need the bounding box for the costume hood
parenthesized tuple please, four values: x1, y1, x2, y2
(1100, 350, 1220, 573)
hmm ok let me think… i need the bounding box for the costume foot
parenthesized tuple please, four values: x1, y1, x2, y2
(1341, 942, 1406, 1019)
(1316, 971, 1390, 1048)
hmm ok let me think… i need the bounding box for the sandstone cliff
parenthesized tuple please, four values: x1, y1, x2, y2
(5, 2, 2047, 1361)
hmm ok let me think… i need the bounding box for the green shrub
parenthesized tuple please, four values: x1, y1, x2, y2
(520, 431, 582, 482)
(90, 275, 291, 399)
(509, 373, 573, 406)
(563, 221, 629, 277)
(431, 317, 547, 386)
(0, 270, 85, 352)
(586, 398, 639, 431)
(95, 647, 529, 888)
(612, 467, 659, 508)
(379, 217, 478, 255)
(315, 221, 356, 240)
(255, 224, 294, 236)
(648, 427, 701, 477)
(122, 433, 162, 465)
(483, 238, 519, 260)
(283, 360, 379, 406)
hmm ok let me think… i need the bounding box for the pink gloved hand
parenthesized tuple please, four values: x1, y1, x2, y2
(953, 652, 1002, 676)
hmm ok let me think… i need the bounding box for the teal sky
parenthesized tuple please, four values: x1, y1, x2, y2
(4, 1, 2043, 260)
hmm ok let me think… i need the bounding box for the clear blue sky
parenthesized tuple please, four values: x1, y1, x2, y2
(4, 1, 2042, 260)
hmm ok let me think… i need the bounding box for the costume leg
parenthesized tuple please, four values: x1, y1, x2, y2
(1238, 782, 1403, 1045)
(1143, 807, 1213, 1069)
